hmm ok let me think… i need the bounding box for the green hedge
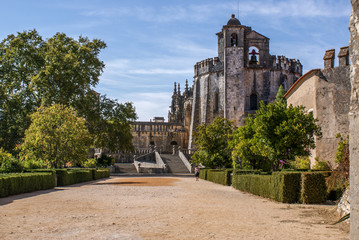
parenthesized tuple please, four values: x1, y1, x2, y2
(56, 169, 93, 186)
(0, 168, 110, 197)
(0, 172, 56, 197)
(93, 168, 110, 180)
(199, 168, 209, 180)
(300, 172, 327, 204)
(232, 172, 301, 203)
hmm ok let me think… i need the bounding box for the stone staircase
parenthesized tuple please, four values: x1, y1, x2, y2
(160, 154, 190, 174)
(114, 163, 137, 173)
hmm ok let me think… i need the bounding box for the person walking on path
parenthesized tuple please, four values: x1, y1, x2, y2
(195, 165, 200, 181)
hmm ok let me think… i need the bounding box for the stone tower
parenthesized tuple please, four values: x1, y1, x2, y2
(188, 14, 302, 150)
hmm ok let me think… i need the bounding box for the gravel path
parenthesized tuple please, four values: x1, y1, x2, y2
(0, 176, 349, 240)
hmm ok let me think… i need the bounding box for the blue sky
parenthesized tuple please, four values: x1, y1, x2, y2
(0, 0, 351, 121)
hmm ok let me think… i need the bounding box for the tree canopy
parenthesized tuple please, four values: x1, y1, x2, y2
(0, 30, 136, 154)
(19, 104, 92, 168)
(230, 100, 322, 171)
(191, 117, 235, 169)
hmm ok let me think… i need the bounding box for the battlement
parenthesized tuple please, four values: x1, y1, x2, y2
(323, 46, 349, 69)
(272, 55, 302, 74)
(194, 57, 223, 76)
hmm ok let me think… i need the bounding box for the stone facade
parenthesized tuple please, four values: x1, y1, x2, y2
(133, 15, 302, 155)
(284, 47, 351, 167)
(349, 0, 359, 238)
(184, 14, 302, 149)
(131, 117, 188, 154)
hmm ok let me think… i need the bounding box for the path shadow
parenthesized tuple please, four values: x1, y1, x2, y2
(94, 181, 145, 185)
(0, 188, 66, 206)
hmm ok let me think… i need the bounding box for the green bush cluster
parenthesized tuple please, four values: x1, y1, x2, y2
(0, 172, 56, 197)
(300, 172, 327, 204)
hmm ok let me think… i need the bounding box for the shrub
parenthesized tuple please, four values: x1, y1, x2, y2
(0, 172, 56, 197)
(56, 169, 93, 186)
(1, 158, 24, 173)
(312, 161, 331, 171)
(326, 172, 347, 201)
(206, 169, 231, 186)
(300, 172, 327, 204)
(199, 168, 209, 180)
(290, 156, 310, 170)
(232, 169, 262, 175)
(23, 158, 48, 170)
(83, 158, 97, 168)
(232, 171, 301, 203)
(0, 148, 23, 173)
(94, 168, 110, 180)
(97, 154, 114, 167)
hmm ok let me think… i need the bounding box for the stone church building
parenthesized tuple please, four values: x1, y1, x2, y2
(131, 14, 302, 153)
(168, 14, 302, 150)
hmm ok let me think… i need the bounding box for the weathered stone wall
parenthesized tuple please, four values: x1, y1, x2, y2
(285, 62, 350, 168)
(350, 1, 359, 237)
(316, 66, 351, 167)
(131, 122, 187, 154)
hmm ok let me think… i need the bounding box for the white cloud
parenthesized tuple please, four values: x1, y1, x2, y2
(127, 92, 172, 121)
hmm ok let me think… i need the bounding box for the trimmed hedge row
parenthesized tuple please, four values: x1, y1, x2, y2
(204, 169, 329, 204)
(93, 168, 110, 180)
(56, 169, 93, 186)
(1, 168, 110, 197)
(206, 169, 233, 186)
(56, 168, 110, 186)
(0, 172, 56, 197)
(232, 172, 301, 203)
(300, 172, 327, 204)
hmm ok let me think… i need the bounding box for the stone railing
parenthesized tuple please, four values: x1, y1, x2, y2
(155, 151, 167, 170)
(178, 150, 193, 173)
(133, 151, 167, 173)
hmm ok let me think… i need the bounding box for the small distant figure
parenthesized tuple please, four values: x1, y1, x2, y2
(195, 165, 200, 181)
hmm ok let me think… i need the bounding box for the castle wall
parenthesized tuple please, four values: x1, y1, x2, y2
(285, 60, 350, 167)
(349, 1, 359, 236)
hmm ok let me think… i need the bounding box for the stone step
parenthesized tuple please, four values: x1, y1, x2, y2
(160, 154, 190, 174)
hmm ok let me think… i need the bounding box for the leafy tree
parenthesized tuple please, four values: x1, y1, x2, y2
(0, 30, 106, 153)
(93, 96, 136, 152)
(0, 30, 137, 154)
(231, 100, 322, 171)
(275, 85, 286, 103)
(0, 148, 23, 172)
(191, 117, 235, 168)
(230, 116, 270, 171)
(19, 104, 92, 168)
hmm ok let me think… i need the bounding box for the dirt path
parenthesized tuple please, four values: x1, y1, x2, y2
(0, 176, 349, 240)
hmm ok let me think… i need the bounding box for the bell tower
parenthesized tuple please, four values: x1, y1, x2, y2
(223, 14, 247, 124)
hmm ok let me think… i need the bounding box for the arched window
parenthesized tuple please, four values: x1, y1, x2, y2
(230, 33, 238, 47)
(250, 93, 258, 110)
(248, 47, 259, 65)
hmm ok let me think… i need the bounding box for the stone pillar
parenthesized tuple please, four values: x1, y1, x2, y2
(338, 46, 350, 67)
(323, 49, 335, 69)
(349, 1, 359, 238)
